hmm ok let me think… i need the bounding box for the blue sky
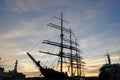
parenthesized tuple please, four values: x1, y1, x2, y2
(0, 0, 120, 77)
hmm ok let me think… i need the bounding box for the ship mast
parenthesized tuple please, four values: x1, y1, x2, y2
(60, 12, 63, 72)
(42, 12, 72, 73)
(39, 13, 85, 76)
(70, 28, 73, 76)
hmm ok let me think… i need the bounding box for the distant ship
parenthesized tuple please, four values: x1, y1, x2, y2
(99, 53, 120, 80)
(27, 13, 86, 80)
(0, 58, 25, 80)
(0, 67, 11, 80)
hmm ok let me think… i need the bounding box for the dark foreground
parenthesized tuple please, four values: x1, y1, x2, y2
(25, 77, 98, 80)
(85, 77, 98, 80)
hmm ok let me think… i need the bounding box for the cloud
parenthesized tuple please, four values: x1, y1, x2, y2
(80, 31, 120, 76)
(0, 14, 57, 73)
(5, 0, 42, 14)
(4, 0, 68, 14)
(0, 0, 120, 77)
(80, 34, 102, 50)
(24, 71, 40, 77)
(85, 68, 99, 77)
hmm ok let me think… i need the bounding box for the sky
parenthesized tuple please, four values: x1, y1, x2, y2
(0, 0, 120, 77)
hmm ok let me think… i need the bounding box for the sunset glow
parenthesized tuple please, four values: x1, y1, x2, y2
(0, 0, 120, 77)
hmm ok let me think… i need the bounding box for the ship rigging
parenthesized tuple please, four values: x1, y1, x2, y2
(27, 13, 86, 80)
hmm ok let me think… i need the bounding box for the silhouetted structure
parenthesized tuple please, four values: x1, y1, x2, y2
(9, 60, 26, 80)
(85, 77, 98, 80)
(99, 52, 120, 80)
(0, 59, 25, 80)
(27, 13, 85, 80)
(27, 52, 68, 80)
(25, 77, 45, 80)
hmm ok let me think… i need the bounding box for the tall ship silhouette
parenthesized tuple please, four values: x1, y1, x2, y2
(27, 13, 86, 80)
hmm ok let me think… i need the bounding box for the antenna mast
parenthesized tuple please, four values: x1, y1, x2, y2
(106, 52, 111, 64)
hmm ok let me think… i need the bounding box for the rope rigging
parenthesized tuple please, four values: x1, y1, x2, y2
(28, 39, 42, 52)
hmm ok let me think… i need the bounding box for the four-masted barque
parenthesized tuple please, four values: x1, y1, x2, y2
(27, 13, 85, 80)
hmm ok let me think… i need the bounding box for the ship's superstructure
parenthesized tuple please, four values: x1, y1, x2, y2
(99, 53, 120, 80)
(9, 60, 26, 80)
(0, 57, 11, 80)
